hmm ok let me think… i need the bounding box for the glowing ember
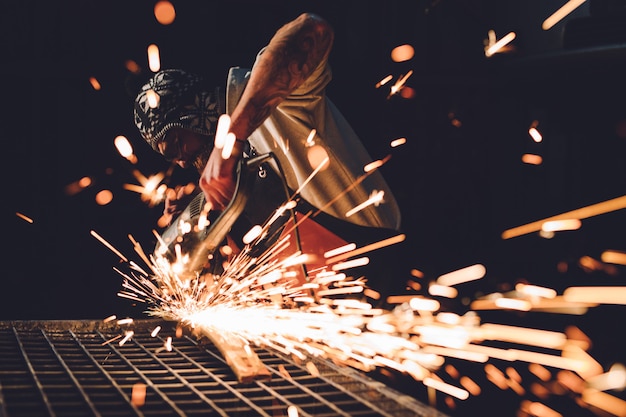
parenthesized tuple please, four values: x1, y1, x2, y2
(131, 382, 147, 407)
(390, 44, 414, 63)
(154, 0, 176, 25)
(88, 76, 101, 91)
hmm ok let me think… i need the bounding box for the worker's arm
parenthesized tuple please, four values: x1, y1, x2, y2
(199, 13, 334, 210)
(229, 12, 334, 140)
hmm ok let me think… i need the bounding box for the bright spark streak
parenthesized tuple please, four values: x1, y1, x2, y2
(424, 377, 469, 400)
(428, 284, 458, 298)
(586, 364, 626, 392)
(103, 315, 116, 323)
(502, 194, 626, 239)
(436, 264, 486, 286)
(221, 132, 237, 159)
(495, 297, 532, 311)
(91, 230, 128, 262)
(15, 212, 33, 223)
(151, 326, 161, 337)
(146, 89, 159, 108)
(515, 283, 557, 299)
(305, 129, 316, 146)
(311, 154, 392, 219)
(324, 243, 356, 258)
(114, 135, 133, 159)
(390, 137, 406, 147)
(485, 32, 516, 57)
(326, 234, 405, 264)
(529, 127, 543, 142)
(119, 330, 134, 346)
(345, 190, 384, 218)
(581, 389, 626, 417)
(214, 114, 230, 149)
(290, 156, 329, 199)
(541, 219, 581, 232)
(601, 250, 626, 265)
(102, 334, 122, 346)
(477, 324, 566, 349)
(364, 160, 384, 172)
(563, 286, 626, 305)
(376, 74, 393, 88)
(148, 44, 160, 72)
(388, 70, 413, 98)
(542, 0, 587, 30)
(331, 257, 369, 271)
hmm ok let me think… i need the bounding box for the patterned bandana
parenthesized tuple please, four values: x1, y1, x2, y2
(133, 69, 220, 151)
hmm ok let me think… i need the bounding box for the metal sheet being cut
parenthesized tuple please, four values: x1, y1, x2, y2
(0, 319, 448, 417)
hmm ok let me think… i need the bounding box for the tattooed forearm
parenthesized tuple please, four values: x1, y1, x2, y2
(228, 13, 334, 141)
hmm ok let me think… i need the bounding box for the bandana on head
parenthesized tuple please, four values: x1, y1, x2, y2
(133, 69, 220, 151)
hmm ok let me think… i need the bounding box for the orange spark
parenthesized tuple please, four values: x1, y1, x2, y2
(88, 76, 101, 91)
(390, 137, 406, 147)
(542, 0, 587, 30)
(522, 153, 543, 165)
(502, 194, 626, 239)
(391, 44, 414, 62)
(15, 212, 33, 223)
(376, 74, 393, 88)
(147, 44, 160, 72)
(529, 126, 543, 142)
(485, 31, 516, 57)
(154, 0, 176, 25)
(436, 264, 486, 286)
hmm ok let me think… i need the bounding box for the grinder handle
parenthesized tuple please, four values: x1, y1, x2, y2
(182, 153, 273, 276)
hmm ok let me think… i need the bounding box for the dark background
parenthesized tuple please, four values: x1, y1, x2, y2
(3, 1, 626, 415)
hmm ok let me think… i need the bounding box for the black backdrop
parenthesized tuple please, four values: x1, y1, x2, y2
(4, 1, 626, 415)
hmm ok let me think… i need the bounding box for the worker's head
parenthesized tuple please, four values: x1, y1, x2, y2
(133, 69, 220, 171)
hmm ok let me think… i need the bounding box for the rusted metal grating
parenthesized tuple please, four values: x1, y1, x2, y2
(0, 319, 447, 417)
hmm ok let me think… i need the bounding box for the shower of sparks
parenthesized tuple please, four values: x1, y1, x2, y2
(95, 192, 626, 413)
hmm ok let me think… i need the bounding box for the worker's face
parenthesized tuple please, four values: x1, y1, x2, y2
(158, 127, 212, 172)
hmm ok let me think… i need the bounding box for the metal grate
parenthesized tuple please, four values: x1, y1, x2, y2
(0, 319, 448, 417)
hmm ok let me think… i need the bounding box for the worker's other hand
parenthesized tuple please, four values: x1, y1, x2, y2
(160, 183, 197, 226)
(199, 143, 244, 211)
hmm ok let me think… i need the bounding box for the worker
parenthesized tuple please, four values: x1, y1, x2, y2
(133, 13, 402, 276)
